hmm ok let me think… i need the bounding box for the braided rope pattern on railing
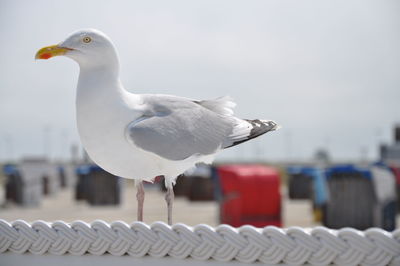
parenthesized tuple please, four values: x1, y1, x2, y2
(0, 219, 399, 266)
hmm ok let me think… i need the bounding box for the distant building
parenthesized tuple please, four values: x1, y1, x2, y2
(313, 148, 331, 166)
(380, 125, 400, 166)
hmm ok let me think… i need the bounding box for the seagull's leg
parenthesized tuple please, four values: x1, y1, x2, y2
(136, 179, 144, 222)
(164, 177, 174, 225)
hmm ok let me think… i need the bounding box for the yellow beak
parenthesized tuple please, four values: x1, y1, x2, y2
(35, 45, 72, 60)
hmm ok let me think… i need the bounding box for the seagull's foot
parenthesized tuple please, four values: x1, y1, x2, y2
(136, 180, 144, 222)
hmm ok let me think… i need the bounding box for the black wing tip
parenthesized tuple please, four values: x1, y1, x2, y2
(224, 119, 280, 149)
(247, 119, 280, 132)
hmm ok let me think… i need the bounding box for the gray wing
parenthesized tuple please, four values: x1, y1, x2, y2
(126, 95, 235, 161)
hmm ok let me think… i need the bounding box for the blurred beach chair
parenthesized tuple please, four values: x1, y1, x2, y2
(287, 167, 313, 199)
(322, 164, 398, 230)
(214, 164, 281, 227)
(324, 165, 375, 230)
(2, 159, 55, 206)
(186, 165, 214, 201)
(370, 162, 397, 231)
(159, 165, 215, 201)
(324, 164, 397, 230)
(287, 163, 396, 230)
(18, 158, 61, 197)
(389, 166, 400, 212)
(75, 165, 121, 205)
(286, 166, 328, 222)
(3, 164, 26, 205)
(58, 163, 78, 188)
(58, 166, 67, 188)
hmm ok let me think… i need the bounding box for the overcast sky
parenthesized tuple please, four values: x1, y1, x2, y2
(0, 0, 399, 162)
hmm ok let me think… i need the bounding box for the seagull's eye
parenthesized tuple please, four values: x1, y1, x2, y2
(83, 37, 92, 43)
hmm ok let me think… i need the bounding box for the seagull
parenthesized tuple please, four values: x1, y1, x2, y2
(35, 29, 279, 225)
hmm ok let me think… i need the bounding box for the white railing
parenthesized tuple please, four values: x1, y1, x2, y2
(0, 219, 399, 266)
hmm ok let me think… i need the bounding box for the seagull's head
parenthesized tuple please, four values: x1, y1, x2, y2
(35, 29, 119, 68)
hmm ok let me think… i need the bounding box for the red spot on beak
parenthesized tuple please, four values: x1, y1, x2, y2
(40, 53, 52, 60)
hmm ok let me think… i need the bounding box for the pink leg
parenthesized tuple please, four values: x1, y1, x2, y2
(164, 179, 174, 225)
(136, 180, 144, 222)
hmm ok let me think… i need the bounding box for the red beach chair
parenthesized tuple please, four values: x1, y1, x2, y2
(216, 164, 281, 227)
